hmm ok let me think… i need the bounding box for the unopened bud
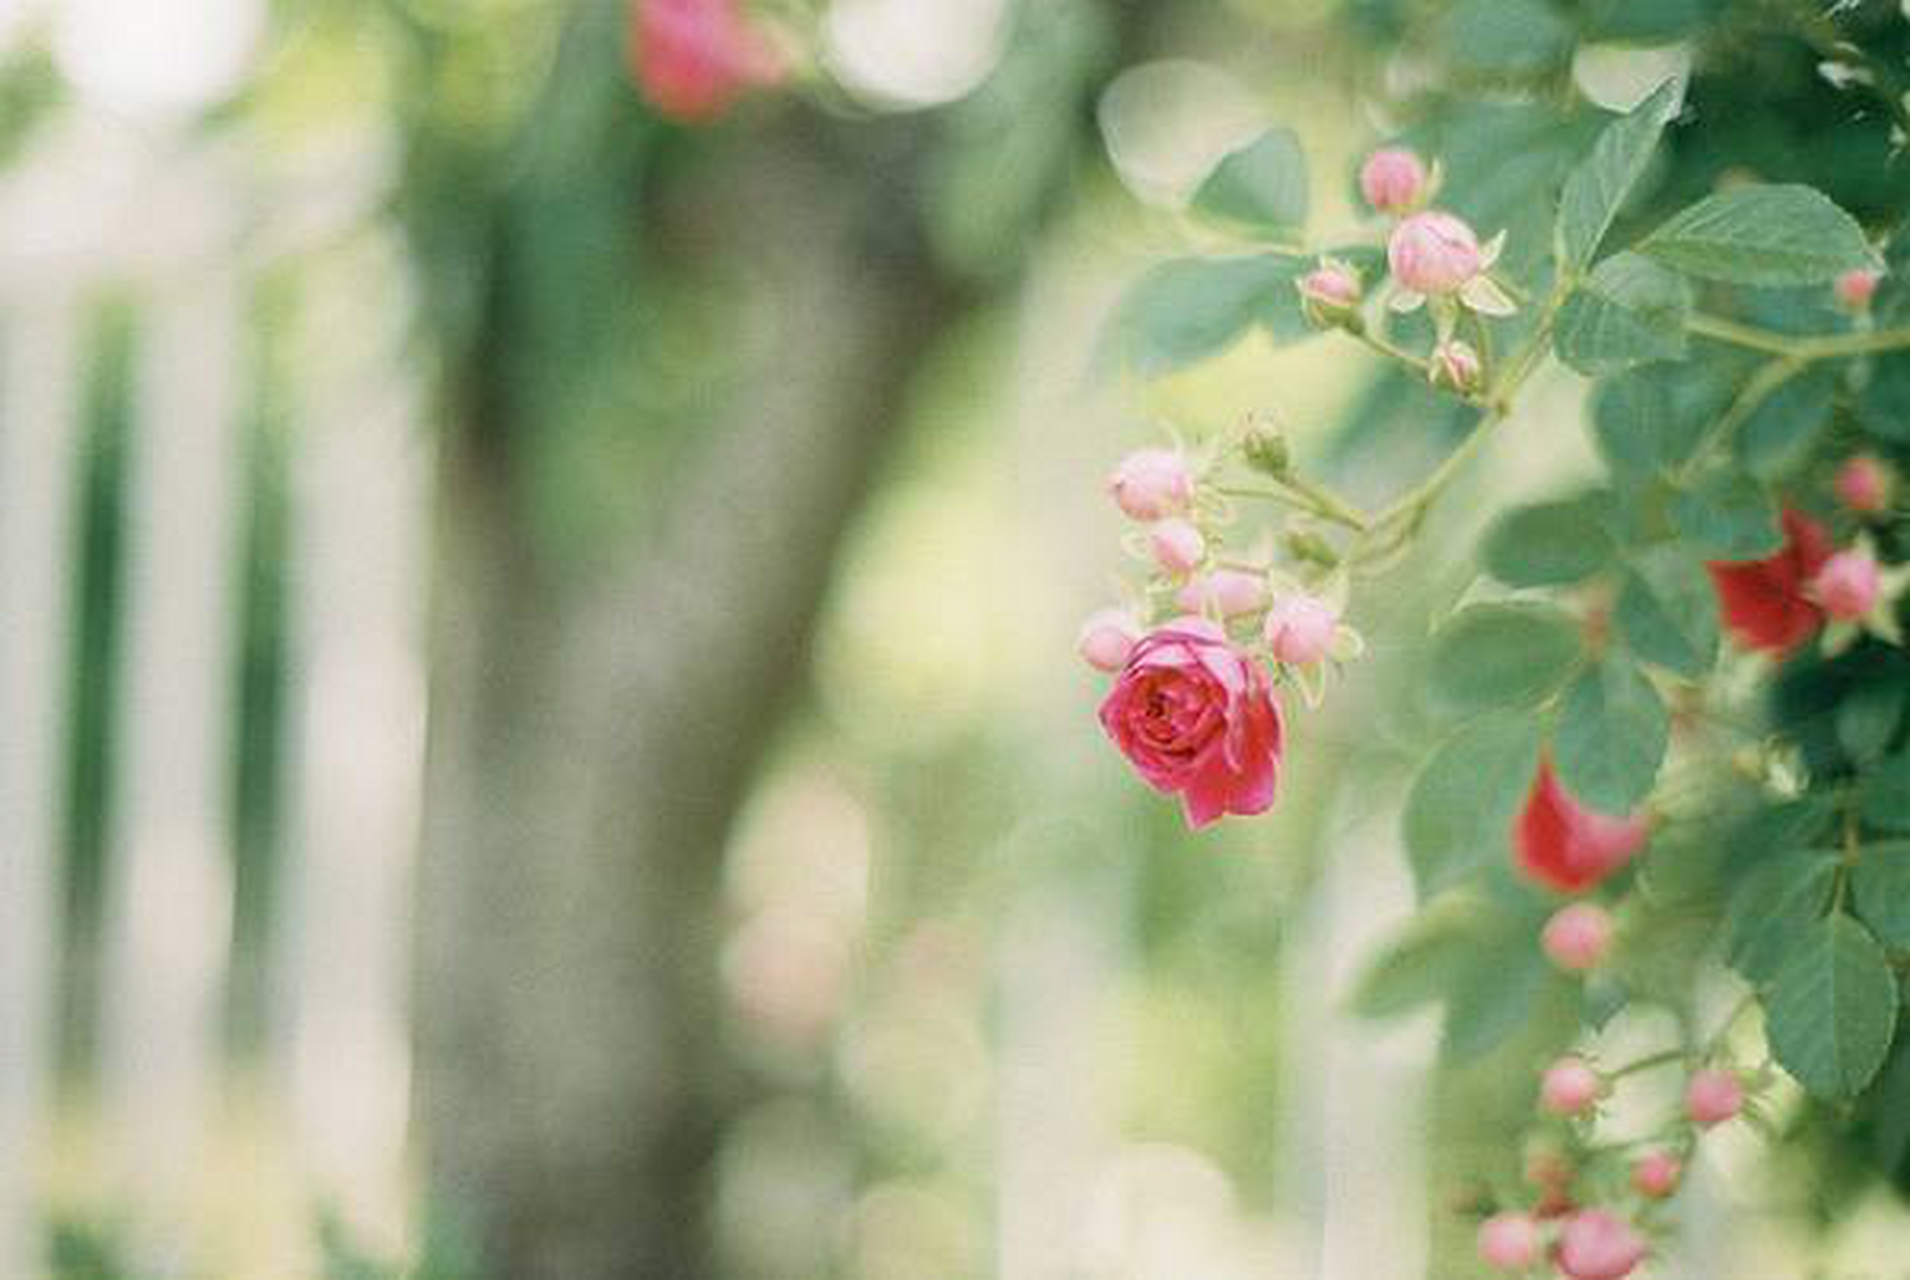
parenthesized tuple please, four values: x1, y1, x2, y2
(1360, 147, 1429, 215)
(1298, 260, 1363, 329)
(1429, 339, 1484, 394)
(1241, 417, 1291, 477)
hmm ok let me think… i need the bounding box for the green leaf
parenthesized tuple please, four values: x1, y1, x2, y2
(1766, 914, 1900, 1101)
(1590, 360, 1738, 478)
(1860, 753, 1910, 832)
(1735, 367, 1836, 478)
(1857, 356, 1910, 444)
(1724, 852, 1837, 984)
(1192, 128, 1309, 240)
(1553, 656, 1668, 813)
(1671, 471, 1780, 559)
(1853, 842, 1910, 949)
(1428, 603, 1583, 716)
(1445, 944, 1561, 1062)
(1859, 1033, 1910, 1172)
(1639, 184, 1881, 286)
(1615, 548, 1719, 678)
(1557, 80, 1680, 273)
(1098, 255, 1308, 376)
(1351, 899, 1488, 1018)
(1838, 680, 1906, 765)
(1441, 0, 1573, 76)
(1403, 711, 1545, 896)
(1554, 253, 1691, 375)
(1480, 495, 1616, 587)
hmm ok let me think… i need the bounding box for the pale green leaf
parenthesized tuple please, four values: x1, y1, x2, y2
(1640, 184, 1881, 286)
(1557, 80, 1680, 272)
(1766, 914, 1900, 1100)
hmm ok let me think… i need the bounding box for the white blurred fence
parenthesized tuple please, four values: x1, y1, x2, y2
(0, 117, 426, 1277)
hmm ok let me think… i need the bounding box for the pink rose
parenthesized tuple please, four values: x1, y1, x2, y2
(1685, 1066, 1744, 1127)
(1556, 1210, 1648, 1280)
(628, 0, 781, 124)
(1541, 902, 1613, 973)
(1630, 1150, 1681, 1199)
(1077, 609, 1143, 672)
(1476, 1212, 1541, 1271)
(1175, 569, 1268, 617)
(1388, 210, 1483, 295)
(1108, 448, 1195, 521)
(1834, 268, 1881, 311)
(1098, 618, 1285, 828)
(1834, 454, 1894, 515)
(1359, 147, 1428, 215)
(1263, 592, 1338, 664)
(1148, 518, 1206, 576)
(1810, 547, 1881, 620)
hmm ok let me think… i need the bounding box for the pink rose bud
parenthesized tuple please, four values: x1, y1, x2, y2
(1542, 903, 1613, 973)
(1476, 1212, 1541, 1271)
(1388, 210, 1483, 295)
(1429, 338, 1484, 394)
(1835, 268, 1881, 311)
(629, 0, 783, 123)
(1148, 519, 1206, 576)
(1263, 592, 1339, 664)
(1359, 146, 1428, 215)
(1540, 1057, 1602, 1116)
(1176, 569, 1269, 617)
(1109, 448, 1195, 521)
(1685, 1067, 1744, 1128)
(1556, 1210, 1648, 1280)
(1077, 609, 1143, 672)
(1299, 261, 1362, 326)
(1630, 1150, 1682, 1200)
(1834, 454, 1895, 515)
(1810, 548, 1881, 620)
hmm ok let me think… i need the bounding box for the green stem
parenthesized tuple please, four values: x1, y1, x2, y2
(1674, 356, 1807, 484)
(1607, 1047, 1689, 1081)
(1686, 313, 1910, 361)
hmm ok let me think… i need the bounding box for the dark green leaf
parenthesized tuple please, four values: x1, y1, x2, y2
(1590, 359, 1737, 478)
(1553, 656, 1668, 813)
(1557, 81, 1680, 273)
(1480, 495, 1616, 587)
(1615, 547, 1719, 678)
(1555, 252, 1691, 374)
(1735, 367, 1836, 478)
(1861, 754, 1910, 832)
(1853, 842, 1910, 949)
(1838, 680, 1906, 765)
(1724, 852, 1836, 984)
(1671, 471, 1780, 559)
(1403, 711, 1545, 896)
(1857, 356, 1910, 443)
(1441, 0, 1573, 76)
(1193, 128, 1309, 240)
(1428, 603, 1583, 715)
(1766, 914, 1900, 1100)
(1640, 184, 1881, 286)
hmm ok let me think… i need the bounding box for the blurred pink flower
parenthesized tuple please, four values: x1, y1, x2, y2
(629, 0, 781, 123)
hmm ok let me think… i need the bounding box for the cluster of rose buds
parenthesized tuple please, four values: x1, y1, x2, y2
(1083, 443, 1366, 827)
(1478, 1059, 1753, 1277)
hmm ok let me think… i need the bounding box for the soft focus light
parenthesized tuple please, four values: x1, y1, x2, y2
(1098, 60, 1265, 208)
(54, 0, 264, 118)
(1572, 43, 1690, 113)
(822, 0, 1009, 110)
(0, 0, 40, 55)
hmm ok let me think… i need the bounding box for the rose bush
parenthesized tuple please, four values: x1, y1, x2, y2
(1082, 0, 1910, 1269)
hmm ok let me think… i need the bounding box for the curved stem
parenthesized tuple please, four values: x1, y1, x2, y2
(1687, 313, 1910, 361)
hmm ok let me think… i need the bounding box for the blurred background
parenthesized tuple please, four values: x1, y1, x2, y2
(1, 1, 1900, 1278)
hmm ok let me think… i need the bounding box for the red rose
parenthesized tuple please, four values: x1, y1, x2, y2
(1514, 761, 1647, 894)
(628, 0, 780, 124)
(1098, 618, 1285, 828)
(1705, 507, 1832, 656)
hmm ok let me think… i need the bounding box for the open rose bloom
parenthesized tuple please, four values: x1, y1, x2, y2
(629, 0, 782, 123)
(1515, 762, 1648, 893)
(1098, 619, 1285, 828)
(1706, 507, 1831, 655)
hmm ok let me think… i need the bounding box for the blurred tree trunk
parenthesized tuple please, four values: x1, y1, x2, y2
(412, 122, 971, 1279)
